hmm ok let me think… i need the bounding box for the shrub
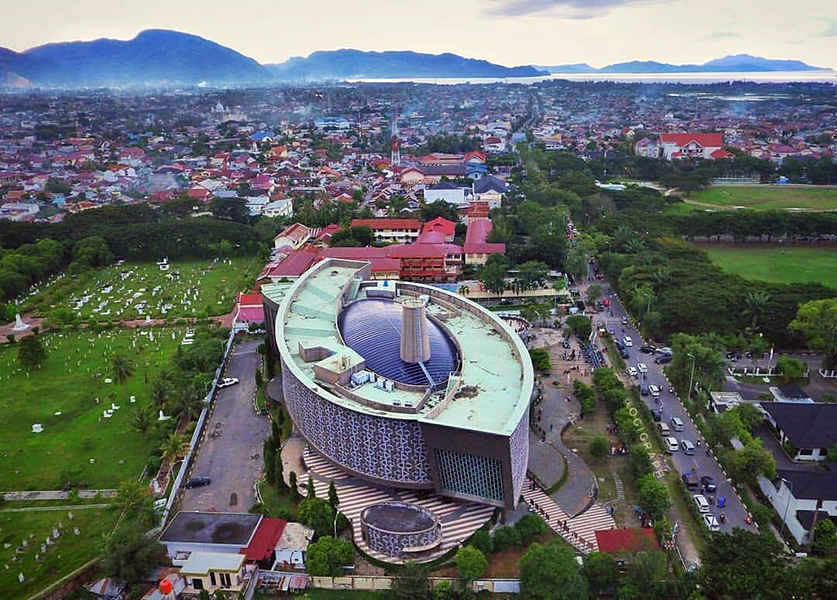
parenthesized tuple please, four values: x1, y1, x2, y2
(469, 529, 494, 555)
(515, 514, 548, 543)
(493, 525, 521, 550)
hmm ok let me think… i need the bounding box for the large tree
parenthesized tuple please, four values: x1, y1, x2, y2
(390, 561, 432, 600)
(455, 545, 487, 586)
(17, 334, 46, 369)
(102, 522, 165, 586)
(698, 528, 791, 599)
(297, 497, 335, 538)
(791, 298, 837, 369)
(637, 474, 670, 520)
(306, 536, 353, 576)
(520, 540, 587, 600)
(111, 353, 136, 385)
(583, 552, 619, 596)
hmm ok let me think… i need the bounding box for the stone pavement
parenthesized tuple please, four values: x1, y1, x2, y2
(1, 489, 116, 501)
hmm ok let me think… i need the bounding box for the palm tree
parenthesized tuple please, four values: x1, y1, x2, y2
(130, 407, 153, 434)
(652, 267, 672, 290)
(110, 353, 135, 385)
(160, 433, 188, 465)
(743, 291, 771, 332)
(113, 479, 155, 524)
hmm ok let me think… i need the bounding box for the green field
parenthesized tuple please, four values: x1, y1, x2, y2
(687, 186, 837, 211)
(0, 506, 117, 598)
(20, 256, 260, 321)
(0, 327, 183, 490)
(700, 244, 837, 288)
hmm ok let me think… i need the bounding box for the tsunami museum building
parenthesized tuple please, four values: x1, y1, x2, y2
(262, 258, 534, 560)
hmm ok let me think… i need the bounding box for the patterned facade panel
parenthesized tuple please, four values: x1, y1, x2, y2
(364, 524, 441, 558)
(434, 447, 504, 503)
(509, 406, 530, 503)
(282, 358, 432, 485)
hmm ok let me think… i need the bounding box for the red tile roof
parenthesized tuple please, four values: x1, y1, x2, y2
(464, 219, 505, 255)
(422, 216, 457, 237)
(266, 248, 318, 278)
(237, 293, 263, 307)
(595, 528, 658, 554)
(660, 133, 723, 148)
(240, 518, 286, 562)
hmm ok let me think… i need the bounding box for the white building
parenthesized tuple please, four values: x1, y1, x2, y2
(263, 198, 294, 219)
(424, 180, 470, 206)
(759, 470, 837, 545)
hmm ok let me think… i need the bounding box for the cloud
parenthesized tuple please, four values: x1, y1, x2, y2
(485, 0, 669, 18)
(704, 30, 741, 40)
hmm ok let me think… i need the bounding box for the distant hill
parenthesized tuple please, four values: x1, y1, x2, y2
(534, 63, 597, 73)
(3, 29, 271, 86)
(541, 54, 825, 74)
(266, 49, 547, 80)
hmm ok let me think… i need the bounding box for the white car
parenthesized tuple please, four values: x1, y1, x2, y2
(694, 494, 710, 513)
(218, 377, 239, 389)
(664, 437, 679, 453)
(649, 385, 660, 397)
(627, 366, 638, 378)
(702, 514, 720, 532)
(623, 336, 633, 347)
(637, 362, 648, 374)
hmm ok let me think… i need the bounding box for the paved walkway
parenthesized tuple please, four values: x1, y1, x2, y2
(521, 480, 616, 554)
(301, 448, 494, 564)
(1, 490, 116, 501)
(527, 333, 596, 517)
(0, 503, 109, 513)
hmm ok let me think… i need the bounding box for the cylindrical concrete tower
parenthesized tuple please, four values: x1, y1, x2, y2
(400, 296, 431, 364)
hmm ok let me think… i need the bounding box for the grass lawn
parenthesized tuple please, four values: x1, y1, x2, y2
(686, 186, 837, 211)
(0, 327, 183, 490)
(20, 255, 260, 321)
(697, 243, 837, 288)
(258, 481, 299, 517)
(0, 506, 118, 598)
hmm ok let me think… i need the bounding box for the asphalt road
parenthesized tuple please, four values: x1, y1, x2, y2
(180, 338, 269, 512)
(589, 284, 756, 535)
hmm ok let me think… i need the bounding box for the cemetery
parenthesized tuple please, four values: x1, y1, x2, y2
(16, 256, 259, 322)
(0, 506, 118, 598)
(0, 326, 184, 490)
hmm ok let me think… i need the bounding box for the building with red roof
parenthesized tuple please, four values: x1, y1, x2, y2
(421, 216, 457, 242)
(239, 517, 287, 565)
(234, 292, 265, 329)
(464, 219, 506, 265)
(350, 218, 422, 243)
(660, 133, 724, 160)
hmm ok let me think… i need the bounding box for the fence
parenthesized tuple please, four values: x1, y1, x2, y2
(308, 575, 520, 594)
(157, 328, 239, 527)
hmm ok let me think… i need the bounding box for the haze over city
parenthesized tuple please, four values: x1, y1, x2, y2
(2, 0, 836, 68)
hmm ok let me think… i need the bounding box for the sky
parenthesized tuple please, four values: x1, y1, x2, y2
(1, 0, 836, 68)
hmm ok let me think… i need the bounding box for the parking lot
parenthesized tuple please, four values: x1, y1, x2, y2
(179, 337, 269, 512)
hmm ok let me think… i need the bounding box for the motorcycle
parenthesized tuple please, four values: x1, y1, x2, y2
(719, 513, 727, 524)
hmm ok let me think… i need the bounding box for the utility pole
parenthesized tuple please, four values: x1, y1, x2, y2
(687, 353, 696, 401)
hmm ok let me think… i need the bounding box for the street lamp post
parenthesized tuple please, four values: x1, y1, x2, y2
(687, 353, 697, 401)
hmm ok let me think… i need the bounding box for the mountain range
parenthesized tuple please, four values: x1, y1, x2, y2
(538, 54, 825, 74)
(0, 29, 827, 88)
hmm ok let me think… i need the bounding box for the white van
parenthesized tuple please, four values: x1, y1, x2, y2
(670, 416, 685, 432)
(693, 494, 710, 513)
(664, 437, 679, 453)
(657, 422, 671, 436)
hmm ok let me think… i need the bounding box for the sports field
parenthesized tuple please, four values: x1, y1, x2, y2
(699, 244, 837, 288)
(687, 186, 837, 211)
(0, 327, 183, 490)
(20, 255, 260, 321)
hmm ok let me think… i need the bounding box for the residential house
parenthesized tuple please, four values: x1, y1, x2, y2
(273, 223, 313, 250)
(424, 180, 470, 206)
(422, 216, 457, 242)
(758, 469, 837, 545)
(472, 175, 507, 209)
(761, 402, 837, 462)
(659, 133, 724, 160)
(262, 197, 294, 219)
(464, 219, 506, 265)
(179, 552, 250, 594)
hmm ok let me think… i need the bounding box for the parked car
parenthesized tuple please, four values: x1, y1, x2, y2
(618, 347, 629, 359)
(664, 437, 679, 453)
(702, 513, 720, 532)
(640, 345, 657, 354)
(623, 336, 633, 347)
(670, 417, 685, 432)
(693, 494, 711, 513)
(649, 385, 660, 397)
(621, 316, 629, 326)
(657, 347, 673, 356)
(681, 439, 696, 455)
(701, 476, 717, 493)
(658, 422, 671, 436)
(627, 366, 638, 378)
(682, 472, 699, 490)
(218, 377, 239, 389)
(655, 355, 672, 365)
(641, 384, 650, 396)
(185, 477, 211, 489)
(637, 362, 648, 374)
(652, 409, 662, 423)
